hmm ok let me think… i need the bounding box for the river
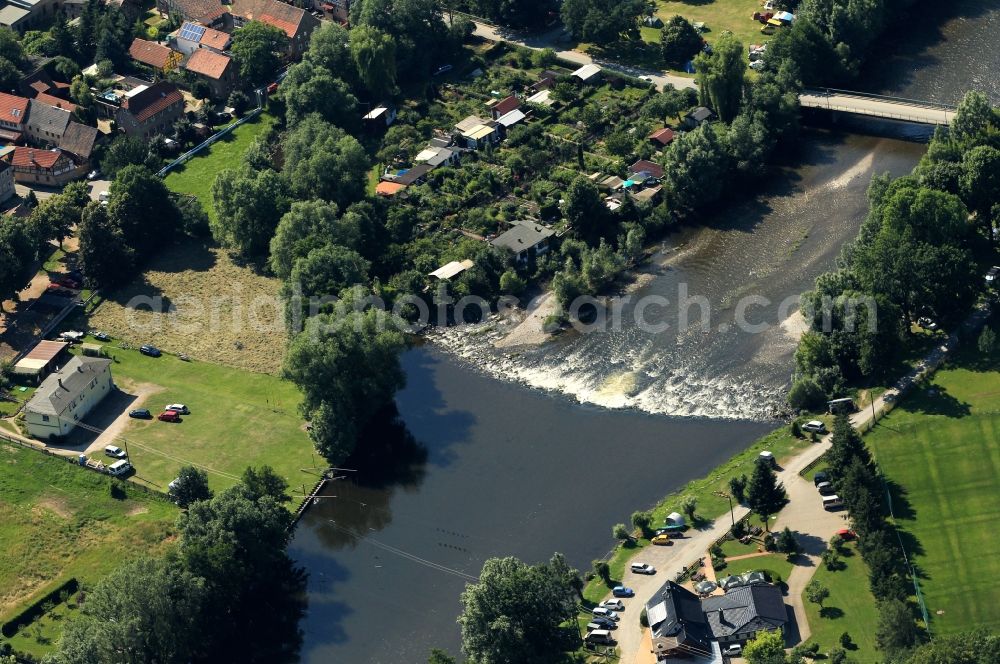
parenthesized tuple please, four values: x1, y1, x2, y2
(289, 2, 996, 661)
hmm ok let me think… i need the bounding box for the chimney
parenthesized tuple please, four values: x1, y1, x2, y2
(57, 377, 64, 389)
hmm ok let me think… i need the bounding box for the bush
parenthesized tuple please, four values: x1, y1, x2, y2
(790, 420, 802, 438)
(612, 523, 630, 541)
(788, 375, 827, 410)
(639, 608, 648, 627)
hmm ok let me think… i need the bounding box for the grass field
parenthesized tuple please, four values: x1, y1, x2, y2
(656, 0, 768, 49)
(802, 543, 879, 657)
(65, 342, 317, 496)
(85, 240, 287, 375)
(164, 112, 276, 223)
(0, 443, 176, 625)
(721, 554, 795, 587)
(862, 348, 1000, 635)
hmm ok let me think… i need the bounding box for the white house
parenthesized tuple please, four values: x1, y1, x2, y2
(24, 355, 114, 441)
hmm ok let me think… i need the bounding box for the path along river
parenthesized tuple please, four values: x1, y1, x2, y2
(290, 2, 999, 660)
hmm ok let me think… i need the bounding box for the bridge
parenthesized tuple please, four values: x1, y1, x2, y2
(800, 88, 957, 126)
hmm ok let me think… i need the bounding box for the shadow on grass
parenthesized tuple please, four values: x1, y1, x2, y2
(819, 606, 845, 620)
(899, 383, 971, 418)
(884, 477, 916, 521)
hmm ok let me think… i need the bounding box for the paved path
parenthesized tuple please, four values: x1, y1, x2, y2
(448, 14, 697, 92)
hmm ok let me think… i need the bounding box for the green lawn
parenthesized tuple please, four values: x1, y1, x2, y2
(720, 554, 795, 587)
(656, 0, 771, 50)
(68, 341, 317, 497)
(164, 112, 276, 223)
(0, 442, 176, 628)
(802, 543, 879, 657)
(864, 348, 1000, 635)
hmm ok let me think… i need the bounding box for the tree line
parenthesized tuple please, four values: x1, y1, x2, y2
(790, 92, 999, 409)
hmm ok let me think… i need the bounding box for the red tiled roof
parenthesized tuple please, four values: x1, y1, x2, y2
(29, 80, 50, 94)
(129, 38, 176, 69)
(649, 127, 675, 145)
(630, 159, 664, 179)
(122, 81, 184, 123)
(34, 92, 77, 113)
(375, 181, 406, 197)
(232, 0, 309, 37)
(185, 49, 232, 79)
(493, 95, 519, 116)
(200, 26, 231, 50)
(9, 147, 63, 169)
(0, 92, 29, 125)
(259, 12, 298, 37)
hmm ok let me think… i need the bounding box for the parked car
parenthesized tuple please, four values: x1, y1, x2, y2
(612, 586, 634, 598)
(98, 191, 110, 203)
(801, 420, 826, 433)
(584, 629, 615, 645)
(165, 403, 190, 415)
(91, 331, 111, 341)
(816, 481, 835, 495)
(140, 345, 162, 357)
(638, 75, 653, 82)
(104, 445, 126, 459)
(630, 562, 656, 575)
(590, 616, 617, 629)
(591, 607, 619, 621)
(651, 533, 674, 546)
(884, 392, 897, 403)
(600, 599, 624, 611)
(129, 408, 151, 419)
(107, 459, 132, 477)
(87, 169, 101, 180)
(158, 410, 181, 422)
(723, 643, 743, 656)
(813, 471, 829, 486)
(836, 528, 857, 541)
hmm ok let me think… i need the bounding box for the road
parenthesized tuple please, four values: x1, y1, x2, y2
(448, 14, 697, 92)
(799, 90, 956, 126)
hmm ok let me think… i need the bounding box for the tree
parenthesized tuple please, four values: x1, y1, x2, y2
(742, 629, 786, 664)
(564, 176, 609, 243)
(46, 557, 207, 664)
(174, 193, 210, 237)
(101, 135, 153, 177)
(559, 0, 645, 45)
(428, 650, 456, 664)
(284, 244, 371, 324)
(592, 559, 611, 585)
(662, 123, 730, 213)
(458, 555, 580, 664)
(499, 269, 526, 295)
(270, 200, 353, 280)
(284, 309, 407, 463)
(280, 61, 358, 128)
(777, 526, 799, 555)
(228, 90, 251, 116)
(950, 90, 995, 146)
(787, 375, 827, 410)
(169, 466, 213, 507)
(305, 22, 353, 76)
(646, 86, 693, 125)
(679, 495, 697, 521)
(240, 465, 290, 503)
(282, 115, 369, 207)
(612, 522, 630, 541)
(746, 458, 787, 530)
(875, 599, 920, 653)
(978, 326, 997, 355)
(825, 413, 874, 487)
(230, 20, 287, 86)
(660, 15, 702, 66)
(107, 165, 177, 258)
(77, 202, 134, 288)
(729, 474, 747, 503)
(0, 218, 36, 310)
(805, 579, 829, 608)
(694, 31, 745, 123)
(821, 546, 841, 570)
(631, 510, 652, 537)
(211, 165, 290, 258)
(29, 195, 77, 249)
(350, 26, 397, 99)
(960, 145, 1000, 236)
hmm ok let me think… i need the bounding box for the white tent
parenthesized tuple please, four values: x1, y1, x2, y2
(666, 512, 686, 528)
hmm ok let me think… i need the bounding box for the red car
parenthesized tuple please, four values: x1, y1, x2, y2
(158, 410, 181, 422)
(836, 529, 857, 541)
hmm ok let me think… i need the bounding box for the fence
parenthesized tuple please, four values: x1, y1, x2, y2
(156, 106, 264, 178)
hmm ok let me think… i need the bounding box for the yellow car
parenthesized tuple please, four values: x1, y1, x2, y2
(652, 534, 674, 546)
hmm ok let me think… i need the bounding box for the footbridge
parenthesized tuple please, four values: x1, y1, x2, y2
(800, 88, 957, 126)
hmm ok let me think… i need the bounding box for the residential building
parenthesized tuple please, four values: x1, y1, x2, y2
(175, 20, 231, 55)
(107, 0, 144, 22)
(57, 121, 99, 166)
(33, 92, 76, 113)
(0, 91, 29, 143)
(491, 221, 555, 264)
(414, 145, 459, 169)
(496, 109, 526, 134)
(129, 37, 182, 72)
(684, 106, 714, 128)
(0, 0, 60, 31)
(649, 127, 675, 147)
(630, 159, 664, 179)
(362, 105, 396, 128)
(0, 158, 13, 204)
(393, 163, 432, 187)
(455, 115, 499, 149)
(184, 48, 237, 98)
(4, 146, 79, 185)
(115, 81, 185, 139)
(156, 0, 228, 26)
(23, 355, 114, 441)
(229, 0, 320, 59)
(489, 94, 519, 120)
(25, 99, 71, 145)
(645, 580, 788, 660)
(11, 340, 68, 382)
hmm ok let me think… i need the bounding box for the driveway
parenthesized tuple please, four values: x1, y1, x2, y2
(449, 14, 697, 92)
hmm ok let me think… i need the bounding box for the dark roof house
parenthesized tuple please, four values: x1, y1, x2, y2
(58, 122, 99, 162)
(701, 584, 787, 642)
(117, 81, 185, 138)
(26, 99, 72, 143)
(491, 221, 555, 264)
(646, 581, 714, 658)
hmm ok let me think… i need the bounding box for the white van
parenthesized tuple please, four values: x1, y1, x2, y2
(585, 629, 614, 645)
(822, 494, 843, 510)
(104, 445, 126, 459)
(108, 460, 132, 477)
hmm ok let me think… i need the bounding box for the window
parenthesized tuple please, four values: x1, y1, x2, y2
(42, 415, 49, 422)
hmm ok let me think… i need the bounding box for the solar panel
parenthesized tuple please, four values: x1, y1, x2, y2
(179, 22, 206, 42)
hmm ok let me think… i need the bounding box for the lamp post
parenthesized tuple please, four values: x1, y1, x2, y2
(713, 490, 735, 529)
